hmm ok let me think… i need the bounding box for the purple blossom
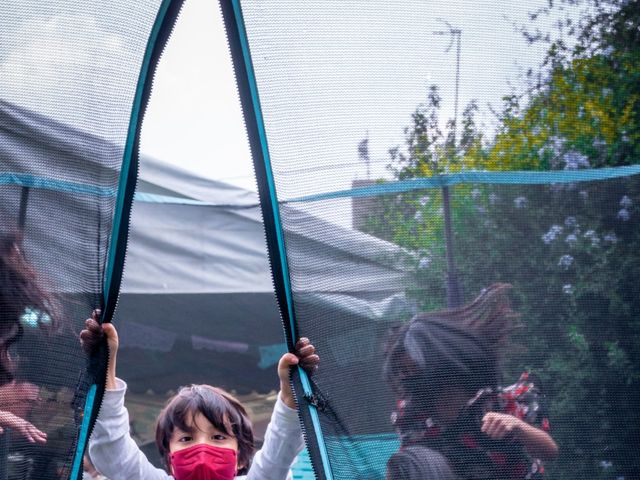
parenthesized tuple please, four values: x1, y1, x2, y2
(471, 188, 481, 200)
(604, 233, 618, 244)
(489, 193, 499, 205)
(602, 46, 615, 57)
(563, 151, 590, 170)
(565, 234, 578, 246)
(414, 211, 423, 222)
(419, 195, 431, 206)
(548, 136, 565, 156)
(563, 284, 574, 295)
(620, 195, 632, 208)
(564, 216, 577, 228)
(584, 230, 600, 247)
(542, 225, 563, 244)
(558, 254, 574, 269)
(618, 208, 630, 221)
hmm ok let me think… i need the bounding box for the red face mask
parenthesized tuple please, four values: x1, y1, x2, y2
(170, 444, 238, 480)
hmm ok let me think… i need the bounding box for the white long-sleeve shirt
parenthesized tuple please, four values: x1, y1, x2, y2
(88, 379, 305, 480)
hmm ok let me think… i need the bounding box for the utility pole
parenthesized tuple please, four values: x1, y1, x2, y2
(358, 132, 371, 180)
(433, 20, 463, 308)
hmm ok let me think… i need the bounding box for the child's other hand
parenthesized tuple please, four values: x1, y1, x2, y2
(0, 381, 39, 418)
(484, 412, 559, 459)
(79, 310, 119, 390)
(278, 338, 320, 409)
(80, 310, 102, 354)
(80, 310, 118, 355)
(481, 412, 524, 440)
(293, 337, 320, 374)
(0, 410, 47, 444)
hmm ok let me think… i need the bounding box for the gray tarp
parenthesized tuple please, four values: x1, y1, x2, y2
(1, 100, 412, 395)
(119, 156, 413, 394)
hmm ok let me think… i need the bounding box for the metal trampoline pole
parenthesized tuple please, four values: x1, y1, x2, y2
(18, 186, 30, 230)
(442, 185, 462, 307)
(0, 432, 8, 480)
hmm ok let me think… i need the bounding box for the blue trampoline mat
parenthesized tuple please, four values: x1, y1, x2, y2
(292, 435, 400, 480)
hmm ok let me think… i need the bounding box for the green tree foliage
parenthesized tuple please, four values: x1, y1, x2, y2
(491, 0, 640, 171)
(387, 87, 487, 178)
(449, 180, 640, 480)
(362, 1, 640, 478)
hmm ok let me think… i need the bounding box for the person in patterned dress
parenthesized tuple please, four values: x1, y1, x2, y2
(384, 284, 557, 479)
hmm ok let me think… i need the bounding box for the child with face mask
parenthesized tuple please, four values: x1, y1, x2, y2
(81, 312, 319, 480)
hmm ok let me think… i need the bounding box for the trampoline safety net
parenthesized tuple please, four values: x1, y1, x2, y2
(225, 1, 640, 479)
(0, 0, 638, 480)
(0, 1, 172, 479)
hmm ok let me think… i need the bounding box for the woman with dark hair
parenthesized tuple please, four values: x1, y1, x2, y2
(0, 231, 59, 444)
(384, 284, 557, 479)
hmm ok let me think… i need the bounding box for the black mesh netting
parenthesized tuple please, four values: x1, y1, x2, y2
(233, 0, 640, 478)
(0, 1, 165, 478)
(280, 178, 640, 479)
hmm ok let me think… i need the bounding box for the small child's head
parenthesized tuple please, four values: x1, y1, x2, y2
(385, 317, 495, 415)
(384, 284, 518, 420)
(156, 384, 254, 479)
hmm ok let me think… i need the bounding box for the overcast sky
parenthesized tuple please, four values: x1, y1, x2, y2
(0, 0, 573, 201)
(141, 0, 564, 195)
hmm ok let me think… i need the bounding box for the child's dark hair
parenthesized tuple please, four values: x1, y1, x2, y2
(384, 283, 518, 401)
(415, 283, 519, 355)
(0, 230, 61, 385)
(155, 384, 255, 474)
